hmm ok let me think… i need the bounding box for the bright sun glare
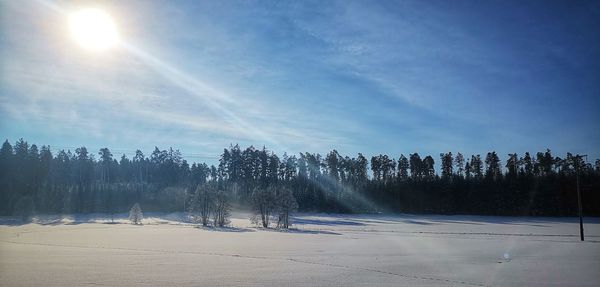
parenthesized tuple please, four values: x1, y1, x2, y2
(68, 8, 118, 51)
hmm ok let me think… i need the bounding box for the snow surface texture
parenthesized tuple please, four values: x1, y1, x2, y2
(1, 213, 599, 286)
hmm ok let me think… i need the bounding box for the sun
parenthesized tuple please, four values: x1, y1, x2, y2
(68, 8, 119, 51)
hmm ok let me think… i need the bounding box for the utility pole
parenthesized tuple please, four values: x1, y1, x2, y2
(575, 154, 587, 241)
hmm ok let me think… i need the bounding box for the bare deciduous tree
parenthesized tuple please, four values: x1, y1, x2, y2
(189, 183, 216, 226)
(212, 191, 231, 227)
(251, 185, 276, 228)
(277, 186, 298, 229)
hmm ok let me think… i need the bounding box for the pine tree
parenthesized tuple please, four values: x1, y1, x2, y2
(454, 152, 465, 178)
(422, 156, 435, 179)
(98, 148, 113, 183)
(440, 152, 453, 179)
(397, 154, 409, 180)
(371, 156, 381, 182)
(409, 153, 422, 179)
(0, 140, 14, 214)
(506, 153, 519, 178)
(485, 151, 502, 180)
(522, 152, 534, 176)
(536, 149, 554, 176)
(470, 155, 483, 179)
(464, 161, 472, 179)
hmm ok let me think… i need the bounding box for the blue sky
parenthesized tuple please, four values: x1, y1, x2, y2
(1, 0, 599, 165)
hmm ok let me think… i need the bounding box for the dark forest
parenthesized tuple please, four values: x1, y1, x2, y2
(1, 138, 598, 217)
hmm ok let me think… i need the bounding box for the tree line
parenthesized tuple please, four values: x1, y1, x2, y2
(1, 138, 599, 218)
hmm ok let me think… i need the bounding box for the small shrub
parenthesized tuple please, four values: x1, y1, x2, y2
(129, 203, 143, 225)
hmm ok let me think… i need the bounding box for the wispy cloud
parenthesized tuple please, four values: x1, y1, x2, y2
(0, 0, 350, 156)
(1, 0, 599, 161)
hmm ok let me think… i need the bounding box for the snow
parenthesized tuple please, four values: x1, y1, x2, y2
(1, 213, 599, 286)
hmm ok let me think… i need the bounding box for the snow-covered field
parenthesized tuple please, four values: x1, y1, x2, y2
(1, 213, 599, 286)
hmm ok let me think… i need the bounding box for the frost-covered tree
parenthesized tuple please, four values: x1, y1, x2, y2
(212, 191, 231, 227)
(189, 183, 216, 226)
(276, 187, 298, 229)
(251, 185, 276, 228)
(129, 203, 143, 225)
